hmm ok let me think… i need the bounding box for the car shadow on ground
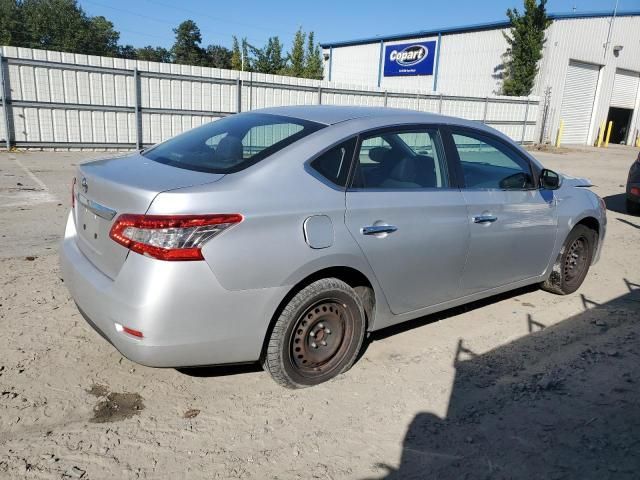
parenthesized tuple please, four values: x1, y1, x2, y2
(365, 279, 640, 480)
(177, 363, 263, 378)
(603, 193, 629, 215)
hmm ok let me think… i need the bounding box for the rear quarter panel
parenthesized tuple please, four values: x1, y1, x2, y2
(147, 122, 396, 328)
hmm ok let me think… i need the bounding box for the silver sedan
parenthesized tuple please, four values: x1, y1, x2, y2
(60, 106, 606, 388)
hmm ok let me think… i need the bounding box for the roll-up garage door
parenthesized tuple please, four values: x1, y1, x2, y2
(610, 69, 640, 109)
(559, 60, 600, 144)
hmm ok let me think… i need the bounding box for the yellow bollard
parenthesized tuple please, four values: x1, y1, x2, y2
(604, 121, 613, 147)
(555, 120, 564, 147)
(596, 121, 605, 147)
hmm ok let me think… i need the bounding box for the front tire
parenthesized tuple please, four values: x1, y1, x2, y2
(262, 278, 366, 389)
(541, 224, 596, 295)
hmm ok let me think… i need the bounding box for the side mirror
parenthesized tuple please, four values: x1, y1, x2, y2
(540, 169, 562, 190)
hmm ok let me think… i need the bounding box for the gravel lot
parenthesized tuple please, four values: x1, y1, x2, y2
(1, 145, 639, 479)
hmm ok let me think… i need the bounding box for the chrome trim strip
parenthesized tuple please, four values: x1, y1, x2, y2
(77, 194, 117, 221)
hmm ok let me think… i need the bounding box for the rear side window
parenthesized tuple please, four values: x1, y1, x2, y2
(451, 131, 534, 190)
(143, 113, 324, 174)
(310, 138, 357, 187)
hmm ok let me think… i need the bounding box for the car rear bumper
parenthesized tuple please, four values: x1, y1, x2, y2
(627, 183, 640, 203)
(59, 212, 288, 368)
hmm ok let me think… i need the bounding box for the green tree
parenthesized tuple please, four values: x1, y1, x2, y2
(286, 28, 306, 77)
(203, 44, 232, 69)
(136, 45, 171, 62)
(251, 36, 285, 74)
(231, 36, 242, 70)
(241, 37, 252, 71)
(171, 19, 203, 65)
(501, 0, 552, 96)
(0, 0, 24, 46)
(21, 0, 119, 56)
(304, 31, 323, 79)
(117, 44, 137, 59)
(83, 15, 119, 56)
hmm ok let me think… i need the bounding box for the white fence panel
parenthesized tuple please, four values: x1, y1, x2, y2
(0, 46, 539, 149)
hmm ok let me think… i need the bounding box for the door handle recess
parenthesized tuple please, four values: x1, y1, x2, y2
(472, 215, 498, 224)
(361, 225, 398, 235)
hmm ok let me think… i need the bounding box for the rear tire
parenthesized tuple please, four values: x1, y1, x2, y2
(262, 278, 366, 389)
(541, 224, 596, 295)
(627, 198, 640, 215)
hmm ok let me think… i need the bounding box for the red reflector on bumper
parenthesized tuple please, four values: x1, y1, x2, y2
(631, 187, 640, 196)
(115, 323, 144, 339)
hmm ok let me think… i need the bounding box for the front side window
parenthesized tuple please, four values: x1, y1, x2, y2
(452, 132, 534, 190)
(351, 129, 448, 189)
(143, 113, 323, 174)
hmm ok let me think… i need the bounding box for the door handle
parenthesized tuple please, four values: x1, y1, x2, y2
(472, 215, 498, 224)
(361, 225, 398, 236)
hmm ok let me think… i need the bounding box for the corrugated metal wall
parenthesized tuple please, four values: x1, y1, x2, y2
(323, 15, 640, 145)
(0, 45, 539, 149)
(323, 28, 511, 96)
(535, 16, 640, 145)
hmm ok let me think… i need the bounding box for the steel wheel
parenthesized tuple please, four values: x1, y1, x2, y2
(263, 278, 366, 388)
(563, 235, 589, 286)
(290, 300, 352, 375)
(541, 224, 596, 295)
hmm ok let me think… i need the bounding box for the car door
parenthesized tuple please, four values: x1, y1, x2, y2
(345, 126, 470, 315)
(445, 127, 558, 294)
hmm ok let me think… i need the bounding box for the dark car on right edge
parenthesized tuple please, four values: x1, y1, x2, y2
(628, 151, 640, 215)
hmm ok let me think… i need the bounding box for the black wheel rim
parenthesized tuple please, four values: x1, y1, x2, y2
(290, 300, 352, 375)
(564, 235, 589, 284)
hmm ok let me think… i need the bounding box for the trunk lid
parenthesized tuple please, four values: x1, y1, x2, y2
(73, 152, 224, 279)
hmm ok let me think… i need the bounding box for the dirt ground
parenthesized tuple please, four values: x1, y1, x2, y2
(0, 145, 639, 479)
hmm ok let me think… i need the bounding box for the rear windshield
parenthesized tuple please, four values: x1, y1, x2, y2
(143, 113, 324, 174)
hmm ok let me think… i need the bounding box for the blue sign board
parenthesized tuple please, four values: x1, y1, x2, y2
(383, 41, 436, 77)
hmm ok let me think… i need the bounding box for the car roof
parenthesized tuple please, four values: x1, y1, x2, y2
(252, 105, 542, 169)
(255, 105, 456, 126)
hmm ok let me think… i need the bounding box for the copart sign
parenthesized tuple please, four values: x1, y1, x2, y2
(383, 41, 436, 76)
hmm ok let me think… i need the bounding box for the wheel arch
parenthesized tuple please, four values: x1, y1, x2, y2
(260, 265, 378, 362)
(574, 215, 601, 263)
(575, 215, 600, 236)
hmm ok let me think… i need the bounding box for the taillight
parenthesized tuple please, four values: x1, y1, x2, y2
(109, 214, 243, 261)
(71, 177, 76, 209)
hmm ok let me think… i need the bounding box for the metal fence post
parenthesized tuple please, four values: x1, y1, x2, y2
(236, 78, 242, 113)
(438, 94, 443, 114)
(384, 91, 388, 107)
(317, 85, 322, 105)
(249, 72, 253, 111)
(0, 55, 12, 151)
(133, 68, 142, 150)
(482, 97, 489, 124)
(521, 98, 530, 144)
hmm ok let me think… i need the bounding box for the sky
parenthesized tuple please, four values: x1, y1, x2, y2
(78, 0, 637, 50)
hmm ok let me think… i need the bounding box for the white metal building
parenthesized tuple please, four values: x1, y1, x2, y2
(321, 11, 640, 145)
